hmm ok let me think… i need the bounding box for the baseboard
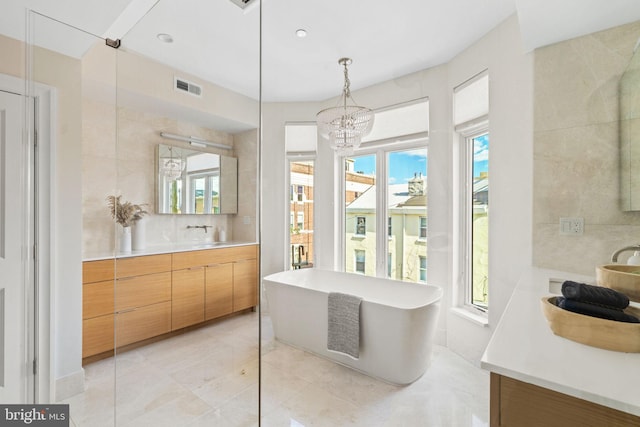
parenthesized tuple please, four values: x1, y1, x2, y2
(55, 368, 85, 402)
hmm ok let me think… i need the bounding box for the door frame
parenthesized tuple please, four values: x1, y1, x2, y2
(0, 72, 56, 403)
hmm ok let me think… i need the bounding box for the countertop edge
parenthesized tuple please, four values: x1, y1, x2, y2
(83, 241, 259, 262)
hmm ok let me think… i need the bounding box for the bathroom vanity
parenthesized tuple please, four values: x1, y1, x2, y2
(482, 268, 640, 426)
(82, 242, 258, 360)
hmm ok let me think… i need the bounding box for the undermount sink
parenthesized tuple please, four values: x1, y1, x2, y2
(596, 264, 640, 302)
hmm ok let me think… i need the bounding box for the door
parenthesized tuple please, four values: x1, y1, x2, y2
(0, 89, 34, 403)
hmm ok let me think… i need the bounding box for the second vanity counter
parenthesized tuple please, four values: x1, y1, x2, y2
(481, 267, 640, 426)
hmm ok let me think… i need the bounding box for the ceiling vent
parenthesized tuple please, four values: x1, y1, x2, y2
(174, 77, 202, 97)
(228, 0, 258, 11)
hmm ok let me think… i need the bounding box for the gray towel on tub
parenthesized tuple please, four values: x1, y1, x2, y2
(327, 292, 362, 360)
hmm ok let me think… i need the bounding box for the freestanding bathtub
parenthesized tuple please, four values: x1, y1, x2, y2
(263, 268, 443, 385)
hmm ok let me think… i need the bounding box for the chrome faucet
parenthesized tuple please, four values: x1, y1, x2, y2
(610, 244, 640, 262)
(187, 225, 212, 233)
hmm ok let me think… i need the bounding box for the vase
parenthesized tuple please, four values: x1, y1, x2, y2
(132, 218, 146, 251)
(120, 226, 132, 253)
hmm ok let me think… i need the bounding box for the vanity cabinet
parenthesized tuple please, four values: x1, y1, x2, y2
(172, 244, 258, 325)
(83, 244, 258, 360)
(82, 259, 115, 358)
(82, 254, 172, 358)
(490, 373, 640, 427)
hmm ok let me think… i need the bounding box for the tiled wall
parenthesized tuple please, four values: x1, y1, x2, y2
(533, 20, 640, 275)
(81, 100, 259, 255)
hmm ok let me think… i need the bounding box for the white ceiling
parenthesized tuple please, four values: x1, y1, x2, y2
(2, 0, 640, 103)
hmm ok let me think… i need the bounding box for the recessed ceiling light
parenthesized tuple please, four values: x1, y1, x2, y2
(157, 33, 174, 43)
(295, 29, 307, 38)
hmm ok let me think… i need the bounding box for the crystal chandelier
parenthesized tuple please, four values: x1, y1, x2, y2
(316, 58, 374, 155)
(161, 147, 185, 180)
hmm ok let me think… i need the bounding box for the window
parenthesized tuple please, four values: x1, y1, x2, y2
(288, 160, 315, 270)
(455, 70, 489, 313)
(355, 250, 365, 274)
(419, 256, 427, 282)
(344, 146, 427, 281)
(342, 98, 429, 282)
(355, 216, 366, 236)
(419, 216, 427, 239)
(469, 133, 489, 309)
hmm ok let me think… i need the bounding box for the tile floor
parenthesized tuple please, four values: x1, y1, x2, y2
(63, 312, 488, 426)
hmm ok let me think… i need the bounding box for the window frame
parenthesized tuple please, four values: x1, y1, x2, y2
(458, 123, 489, 315)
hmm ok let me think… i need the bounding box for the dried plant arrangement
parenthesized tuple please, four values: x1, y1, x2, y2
(106, 195, 148, 227)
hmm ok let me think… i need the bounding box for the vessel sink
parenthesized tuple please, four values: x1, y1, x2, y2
(596, 264, 640, 302)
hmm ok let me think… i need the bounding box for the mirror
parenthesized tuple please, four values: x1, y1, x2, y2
(620, 42, 640, 210)
(156, 144, 238, 214)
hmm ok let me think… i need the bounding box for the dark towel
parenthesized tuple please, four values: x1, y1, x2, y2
(556, 297, 639, 323)
(561, 281, 629, 309)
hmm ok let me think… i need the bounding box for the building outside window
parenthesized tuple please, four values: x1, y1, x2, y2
(355, 216, 366, 236)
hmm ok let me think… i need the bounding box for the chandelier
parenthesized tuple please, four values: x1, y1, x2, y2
(316, 58, 374, 155)
(161, 147, 185, 180)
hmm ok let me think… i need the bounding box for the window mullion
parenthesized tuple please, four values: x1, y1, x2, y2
(376, 148, 387, 278)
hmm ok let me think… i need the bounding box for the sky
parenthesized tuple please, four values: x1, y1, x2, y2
(351, 134, 488, 183)
(474, 134, 489, 177)
(352, 148, 427, 184)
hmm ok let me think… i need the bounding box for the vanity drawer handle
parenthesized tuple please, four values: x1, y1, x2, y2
(116, 276, 135, 281)
(116, 307, 136, 314)
(188, 266, 204, 271)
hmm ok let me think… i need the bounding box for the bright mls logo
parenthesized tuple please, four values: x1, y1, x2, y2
(0, 405, 69, 426)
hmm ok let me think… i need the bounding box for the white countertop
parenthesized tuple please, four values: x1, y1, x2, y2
(83, 240, 258, 261)
(481, 267, 640, 417)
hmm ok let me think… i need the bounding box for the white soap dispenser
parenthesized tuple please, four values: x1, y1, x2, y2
(219, 227, 227, 242)
(628, 251, 640, 265)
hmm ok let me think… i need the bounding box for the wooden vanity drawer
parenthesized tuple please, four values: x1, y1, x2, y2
(115, 271, 171, 311)
(214, 245, 258, 264)
(115, 254, 172, 278)
(116, 301, 172, 347)
(83, 280, 114, 319)
(172, 245, 258, 270)
(83, 314, 114, 358)
(83, 259, 115, 284)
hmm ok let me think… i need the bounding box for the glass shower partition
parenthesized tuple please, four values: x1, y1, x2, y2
(28, 4, 261, 426)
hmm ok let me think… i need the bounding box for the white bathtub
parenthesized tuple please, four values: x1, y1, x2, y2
(263, 268, 442, 385)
